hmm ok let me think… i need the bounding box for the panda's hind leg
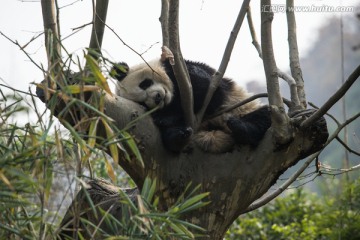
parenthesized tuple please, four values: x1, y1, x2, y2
(194, 130, 234, 153)
(227, 106, 271, 147)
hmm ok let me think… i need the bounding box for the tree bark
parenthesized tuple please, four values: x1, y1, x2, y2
(88, 0, 109, 58)
(58, 92, 328, 239)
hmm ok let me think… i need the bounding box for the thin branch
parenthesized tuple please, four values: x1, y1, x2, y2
(88, 0, 109, 58)
(167, 0, 195, 128)
(277, 70, 301, 111)
(102, 22, 154, 68)
(0, 83, 37, 97)
(330, 113, 360, 146)
(195, 0, 251, 127)
(300, 64, 360, 129)
(0, 31, 44, 71)
(41, 0, 62, 82)
(247, 5, 300, 111)
(159, 0, 170, 47)
(20, 32, 44, 50)
(242, 151, 321, 214)
(308, 102, 341, 126)
(71, 22, 93, 31)
(261, 0, 283, 108)
(55, 0, 61, 41)
(261, 0, 291, 144)
(335, 136, 360, 156)
(247, 6, 262, 58)
(207, 93, 293, 119)
(58, 0, 81, 9)
(320, 163, 360, 175)
(339, 12, 351, 182)
(243, 111, 360, 213)
(286, 0, 306, 109)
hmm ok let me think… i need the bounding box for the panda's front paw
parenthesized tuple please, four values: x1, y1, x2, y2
(155, 115, 182, 128)
(162, 127, 193, 152)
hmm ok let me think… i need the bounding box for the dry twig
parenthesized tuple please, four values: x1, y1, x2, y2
(196, 0, 251, 127)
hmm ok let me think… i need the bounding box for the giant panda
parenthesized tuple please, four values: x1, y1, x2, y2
(111, 58, 272, 153)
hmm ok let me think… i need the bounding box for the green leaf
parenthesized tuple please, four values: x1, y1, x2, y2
(141, 177, 157, 203)
(121, 131, 144, 168)
(85, 54, 112, 95)
(178, 192, 210, 212)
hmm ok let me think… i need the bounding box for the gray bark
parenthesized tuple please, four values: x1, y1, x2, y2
(58, 93, 328, 239)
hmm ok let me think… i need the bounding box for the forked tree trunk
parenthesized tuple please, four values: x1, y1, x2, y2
(58, 93, 328, 239)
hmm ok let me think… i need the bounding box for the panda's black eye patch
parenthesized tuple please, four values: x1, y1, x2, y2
(139, 79, 153, 90)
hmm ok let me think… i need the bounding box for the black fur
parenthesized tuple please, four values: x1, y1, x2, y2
(227, 106, 271, 146)
(113, 60, 272, 152)
(153, 60, 237, 152)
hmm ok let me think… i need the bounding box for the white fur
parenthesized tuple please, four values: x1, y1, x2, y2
(115, 60, 173, 109)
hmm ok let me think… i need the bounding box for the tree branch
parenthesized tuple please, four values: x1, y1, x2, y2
(336, 136, 360, 156)
(242, 151, 320, 214)
(88, 0, 109, 58)
(244, 111, 360, 213)
(0, 31, 44, 71)
(261, 0, 291, 144)
(300, 64, 360, 129)
(195, 0, 250, 127)
(41, 0, 62, 82)
(286, 0, 306, 109)
(159, 0, 170, 47)
(247, 6, 262, 58)
(207, 93, 293, 119)
(261, 0, 282, 108)
(247, 5, 300, 112)
(321, 163, 360, 175)
(167, 0, 195, 129)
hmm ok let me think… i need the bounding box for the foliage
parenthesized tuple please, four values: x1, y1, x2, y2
(66, 178, 209, 239)
(0, 57, 208, 239)
(226, 180, 360, 240)
(0, 92, 58, 239)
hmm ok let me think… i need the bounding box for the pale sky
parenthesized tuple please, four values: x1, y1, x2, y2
(0, 0, 358, 97)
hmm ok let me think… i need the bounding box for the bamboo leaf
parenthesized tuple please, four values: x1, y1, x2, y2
(178, 201, 210, 215)
(63, 85, 100, 94)
(0, 171, 13, 190)
(62, 121, 89, 156)
(172, 218, 207, 232)
(87, 118, 100, 149)
(101, 118, 119, 164)
(141, 177, 157, 203)
(177, 192, 210, 212)
(121, 131, 144, 168)
(118, 189, 137, 211)
(104, 156, 116, 182)
(85, 54, 112, 95)
(171, 221, 194, 238)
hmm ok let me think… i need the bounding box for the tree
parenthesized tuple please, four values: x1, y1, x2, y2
(5, 0, 359, 239)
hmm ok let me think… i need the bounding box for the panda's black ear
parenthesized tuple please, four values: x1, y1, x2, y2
(110, 62, 129, 81)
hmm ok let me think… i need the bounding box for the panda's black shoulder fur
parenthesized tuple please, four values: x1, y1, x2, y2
(161, 59, 235, 115)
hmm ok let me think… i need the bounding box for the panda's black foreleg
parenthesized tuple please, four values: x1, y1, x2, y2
(227, 106, 271, 147)
(153, 115, 193, 152)
(160, 126, 193, 152)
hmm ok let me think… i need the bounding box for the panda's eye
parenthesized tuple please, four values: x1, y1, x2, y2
(139, 79, 153, 90)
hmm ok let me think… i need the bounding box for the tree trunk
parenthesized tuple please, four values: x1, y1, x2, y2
(59, 93, 328, 239)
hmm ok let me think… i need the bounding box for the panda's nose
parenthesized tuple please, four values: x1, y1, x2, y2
(154, 93, 162, 105)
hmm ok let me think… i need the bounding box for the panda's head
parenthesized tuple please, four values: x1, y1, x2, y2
(111, 59, 173, 109)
